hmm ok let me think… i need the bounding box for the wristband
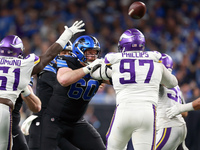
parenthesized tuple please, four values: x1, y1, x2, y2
(82, 66, 91, 74)
(180, 103, 194, 112)
(56, 28, 73, 49)
(21, 86, 31, 97)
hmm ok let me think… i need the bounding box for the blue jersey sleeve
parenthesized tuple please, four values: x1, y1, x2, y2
(43, 60, 57, 74)
(57, 58, 68, 68)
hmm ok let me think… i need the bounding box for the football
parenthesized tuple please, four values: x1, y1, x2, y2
(128, 1, 146, 19)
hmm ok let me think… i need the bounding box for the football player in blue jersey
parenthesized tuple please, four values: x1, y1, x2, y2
(0, 20, 85, 150)
(26, 41, 79, 150)
(40, 35, 106, 150)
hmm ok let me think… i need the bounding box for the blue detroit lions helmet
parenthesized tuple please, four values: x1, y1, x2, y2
(72, 35, 100, 63)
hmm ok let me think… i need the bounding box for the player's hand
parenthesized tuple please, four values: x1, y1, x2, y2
(66, 20, 85, 35)
(166, 103, 182, 118)
(90, 60, 112, 80)
(88, 59, 103, 69)
(56, 20, 85, 48)
(83, 59, 103, 74)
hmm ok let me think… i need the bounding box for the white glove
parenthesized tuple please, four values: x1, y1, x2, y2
(67, 20, 85, 35)
(56, 20, 85, 48)
(21, 115, 38, 135)
(82, 59, 103, 74)
(166, 102, 194, 119)
(166, 103, 181, 119)
(90, 61, 112, 80)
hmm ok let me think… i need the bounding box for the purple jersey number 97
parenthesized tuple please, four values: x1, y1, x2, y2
(119, 59, 154, 84)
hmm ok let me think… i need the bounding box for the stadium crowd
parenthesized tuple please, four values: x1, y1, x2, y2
(0, 0, 200, 149)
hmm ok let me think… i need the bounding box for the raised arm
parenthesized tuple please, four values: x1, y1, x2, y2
(31, 20, 85, 75)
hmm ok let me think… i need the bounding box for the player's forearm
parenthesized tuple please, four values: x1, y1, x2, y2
(22, 94, 41, 113)
(42, 43, 63, 64)
(57, 59, 103, 86)
(58, 68, 86, 87)
(21, 85, 41, 112)
(179, 103, 194, 113)
(192, 97, 200, 110)
(32, 43, 62, 75)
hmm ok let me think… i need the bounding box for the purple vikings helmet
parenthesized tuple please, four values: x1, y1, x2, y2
(160, 53, 173, 71)
(118, 28, 145, 52)
(0, 35, 24, 58)
(72, 35, 100, 63)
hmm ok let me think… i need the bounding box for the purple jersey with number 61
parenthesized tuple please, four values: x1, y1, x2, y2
(104, 51, 177, 105)
(0, 54, 39, 104)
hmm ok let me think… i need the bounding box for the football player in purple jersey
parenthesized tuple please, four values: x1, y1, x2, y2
(156, 53, 188, 150)
(0, 20, 85, 150)
(102, 28, 178, 150)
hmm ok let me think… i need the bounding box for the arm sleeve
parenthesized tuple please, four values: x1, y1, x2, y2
(160, 64, 178, 88)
